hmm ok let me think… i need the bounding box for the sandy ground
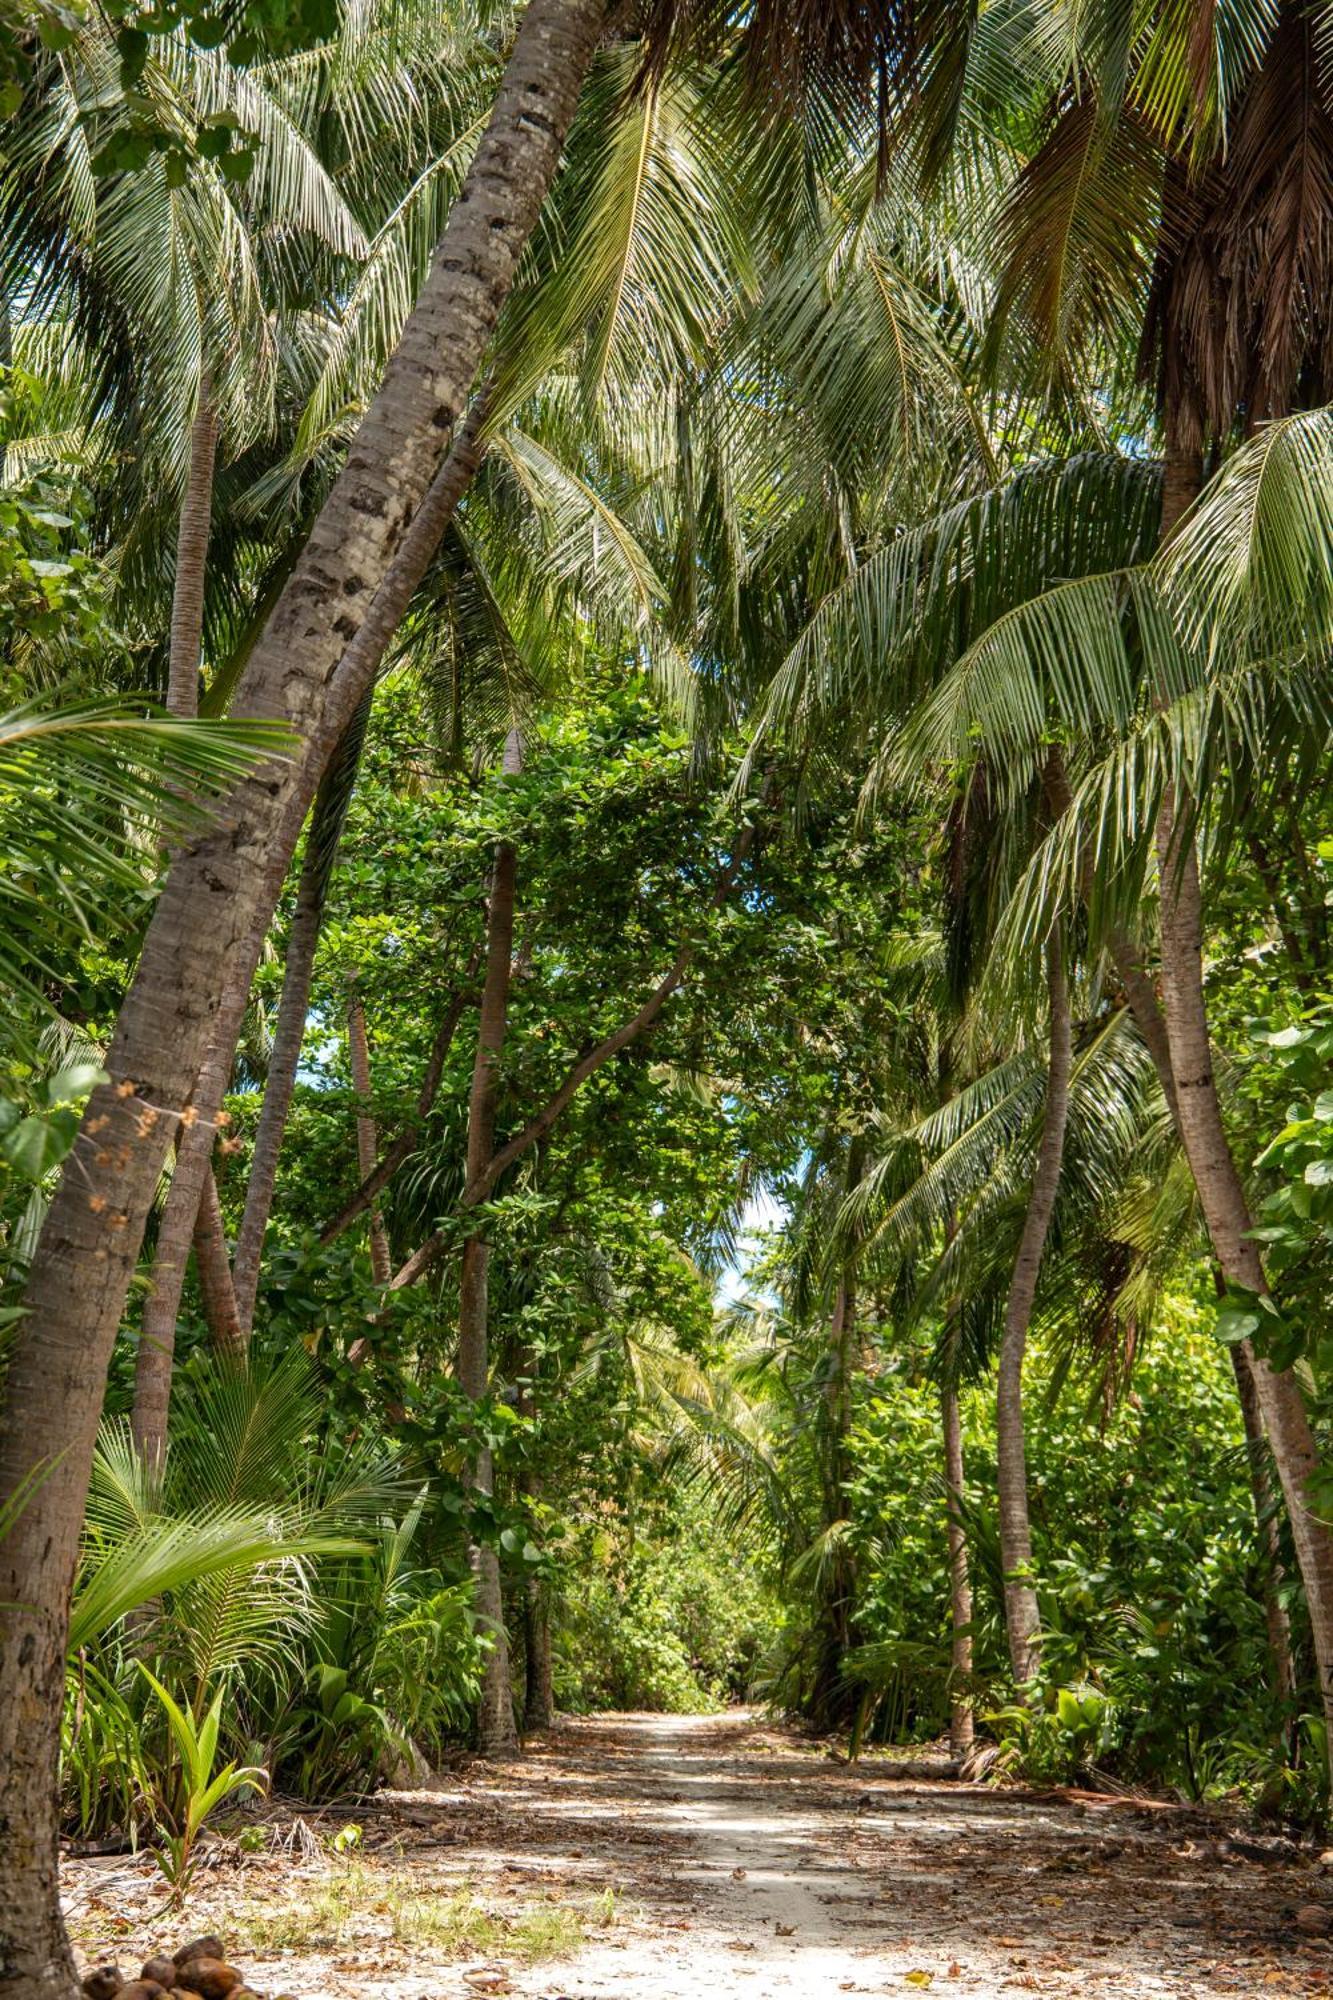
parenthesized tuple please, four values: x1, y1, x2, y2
(64, 1711, 1333, 1998)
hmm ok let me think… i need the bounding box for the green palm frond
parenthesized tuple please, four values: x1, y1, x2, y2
(0, 696, 288, 1036)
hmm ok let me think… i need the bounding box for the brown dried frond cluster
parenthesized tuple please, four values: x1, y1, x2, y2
(1144, 4, 1333, 446)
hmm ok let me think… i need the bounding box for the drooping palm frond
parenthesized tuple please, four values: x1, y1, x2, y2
(741, 450, 1161, 790)
(0, 696, 288, 1037)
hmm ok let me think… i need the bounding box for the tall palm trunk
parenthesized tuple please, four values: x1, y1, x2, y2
(997, 930, 1071, 1689)
(0, 1, 603, 1980)
(1155, 789, 1333, 1758)
(168, 372, 218, 718)
(462, 728, 523, 1757)
(1153, 435, 1333, 1780)
(942, 1371, 974, 1754)
(347, 987, 392, 1285)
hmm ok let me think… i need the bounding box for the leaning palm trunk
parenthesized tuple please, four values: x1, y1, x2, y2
(0, 3, 603, 1983)
(996, 930, 1071, 1690)
(1152, 436, 1333, 1787)
(460, 729, 523, 1756)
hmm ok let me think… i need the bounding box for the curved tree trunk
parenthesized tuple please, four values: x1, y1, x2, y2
(347, 988, 392, 1285)
(1112, 940, 1297, 1718)
(997, 930, 1071, 1690)
(461, 728, 524, 1757)
(0, 2, 603, 1980)
(1153, 434, 1333, 1786)
(1155, 792, 1333, 1771)
(942, 1375, 974, 1755)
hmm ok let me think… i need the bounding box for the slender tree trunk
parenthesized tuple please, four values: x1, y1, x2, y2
(131, 407, 242, 1458)
(810, 1142, 863, 1733)
(168, 372, 218, 719)
(130, 1030, 244, 1463)
(0, 2, 602, 1977)
(386, 821, 758, 1293)
(1229, 1340, 1297, 1713)
(0, 291, 11, 485)
(347, 987, 392, 1285)
(230, 827, 329, 1333)
(809, 1271, 858, 1730)
(461, 729, 523, 1757)
(942, 1374, 974, 1754)
(523, 1576, 555, 1730)
(191, 1168, 244, 1359)
(1154, 433, 1333, 1786)
(1114, 941, 1298, 1716)
(1155, 795, 1333, 1764)
(318, 955, 480, 1247)
(231, 699, 373, 1330)
(997, 930, 1071, 1690)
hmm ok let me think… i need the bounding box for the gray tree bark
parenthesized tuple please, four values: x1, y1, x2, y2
(1104, 923, 1297, 1719)
(0, 3, 605, 1983)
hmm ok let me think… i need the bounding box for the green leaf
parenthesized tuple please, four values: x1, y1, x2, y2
(42, 1062, 108, 1106)
(0, 1109, 78, 1180)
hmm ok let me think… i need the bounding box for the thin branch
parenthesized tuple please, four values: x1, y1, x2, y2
(386, 822, 758, 1293)
(319, 946, 482, 1245)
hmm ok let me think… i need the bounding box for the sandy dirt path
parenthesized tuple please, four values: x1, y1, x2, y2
(65, 1711, 1333, 1999)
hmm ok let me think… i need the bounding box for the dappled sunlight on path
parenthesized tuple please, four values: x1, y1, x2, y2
(65, 1711, 1333, 1999)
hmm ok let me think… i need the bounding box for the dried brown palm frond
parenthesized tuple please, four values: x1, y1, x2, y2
(1142, 4, 1333, 446)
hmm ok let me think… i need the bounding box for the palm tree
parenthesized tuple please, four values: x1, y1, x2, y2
(4, 3, 1004, 1971)
(888, 412, 1333, 1770)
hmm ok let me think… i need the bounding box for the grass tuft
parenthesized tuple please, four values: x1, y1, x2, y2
(238, 1857, 604, 1962)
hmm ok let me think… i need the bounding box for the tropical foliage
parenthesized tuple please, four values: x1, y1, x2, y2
(4, 1, 1333, 1982)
